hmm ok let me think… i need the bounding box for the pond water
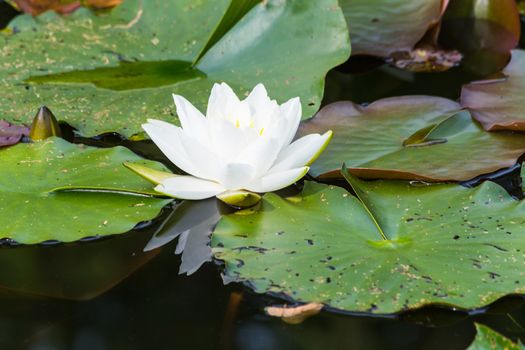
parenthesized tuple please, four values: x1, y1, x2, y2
(5, 221, 525, 350)
(2, 3, 525, 349)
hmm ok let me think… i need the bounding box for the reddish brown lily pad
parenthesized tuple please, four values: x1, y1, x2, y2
(461, 50, 525, 131)
(0, 120, 29, 147)
(341, 0, 446, 57)
(298, 96, 525, 181)
(11, 0, 122, 15)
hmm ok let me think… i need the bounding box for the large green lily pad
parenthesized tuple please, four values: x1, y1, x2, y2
(467, 324, 523, 350)
(0, 0, 349, 137)
(0, 138, 171, 243)
(298, 97, 525, 181)
(461, 50, 525, 131)
(212, 169, 525, 314)
(341, 0, 444, 57)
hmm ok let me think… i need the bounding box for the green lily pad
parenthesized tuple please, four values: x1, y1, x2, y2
(467, 324, 523, 350)
(0, 0, 349, 137)
(0, 138, 171, 243)
(212, 168, 525, 314)
(461, 50, 525, 131)
(341, 0, 444, 57)
(297, 97, 525, 181)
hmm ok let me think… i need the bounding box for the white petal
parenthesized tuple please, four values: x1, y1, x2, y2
(178, 133, 224, 182)
(206, 83, 254, 128)
(263, 113, 289, 142)
(220, 163, 255, 190)
(155, 176, 225, 200)
(206, 82, 241, 120)
(234, 100, 253, 127)
(208, 117, 257, 158)
(142, 121, 203, 178)
(245, 166, 309, 193)
(252, 101, 279, 133)
(270, 131, 333, 173)
(172, 94, 208, 140)
(245, 83, 272, 113)
(236, 136, 282, 177)
(144, 118, 180, 132)
(280, 97, 302, 146)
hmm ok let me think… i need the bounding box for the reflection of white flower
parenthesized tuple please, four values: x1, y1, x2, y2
(141, 83, 332, 202)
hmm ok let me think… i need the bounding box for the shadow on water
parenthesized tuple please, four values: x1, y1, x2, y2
(2, 3, 525, 350)
(0, 1, 19, 28)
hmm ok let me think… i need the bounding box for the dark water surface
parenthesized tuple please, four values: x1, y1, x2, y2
(4, 227, 525, 350)
(2, 3, 525, 349)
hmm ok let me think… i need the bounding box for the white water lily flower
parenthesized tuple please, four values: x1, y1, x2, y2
(138, 83, 332, 205)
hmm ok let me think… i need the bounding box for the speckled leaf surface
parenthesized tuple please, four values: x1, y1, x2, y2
(298, 97, 525, 181)
(212, 170, 525, 314)
(0, 0, 349, 137)
(341, 0, 444, 57)
(0, 138, 171, 243)
(467, 324, 523, 350)
(461, 50, 525, 131)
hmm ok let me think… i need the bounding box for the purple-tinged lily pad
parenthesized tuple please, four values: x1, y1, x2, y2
(0, 120, 29, 147)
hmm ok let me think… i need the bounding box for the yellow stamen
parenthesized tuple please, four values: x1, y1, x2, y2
(259, 127, 264, 136)
(235, 119, 240, 128)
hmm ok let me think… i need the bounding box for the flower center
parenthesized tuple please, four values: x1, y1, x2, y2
(232, 117, 265, 136)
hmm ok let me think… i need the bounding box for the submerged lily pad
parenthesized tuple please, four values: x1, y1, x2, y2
(341, 0, 444, 57)
(0, 138, 171, 243)
(467, 324, 523, 350)
(461, 50, 525, 131)
(0, 0, 349, 137)
(212, 169, 525, 314)
(298, 97, 525, 181)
